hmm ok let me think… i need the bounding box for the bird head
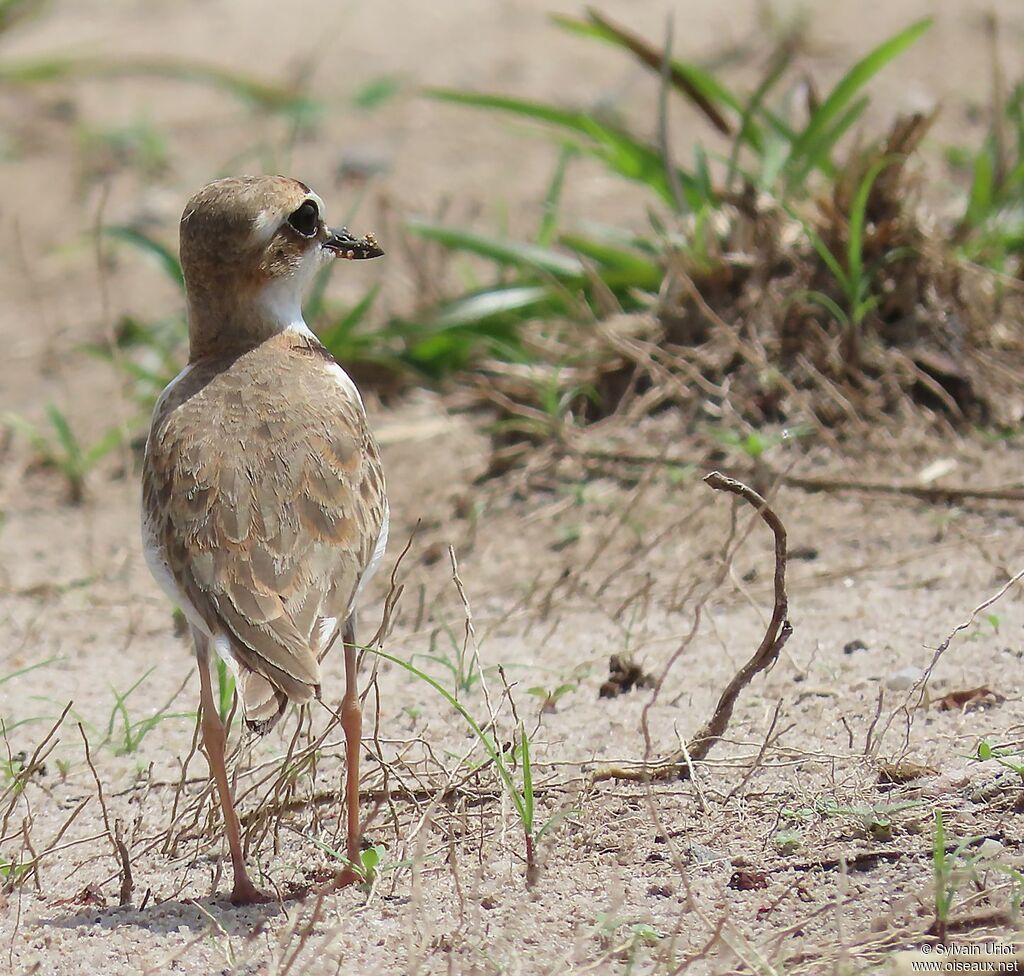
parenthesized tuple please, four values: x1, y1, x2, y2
(179, 175, 383, 357)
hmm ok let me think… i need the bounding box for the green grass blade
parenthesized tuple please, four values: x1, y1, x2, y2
(797, 289, 850, 327)
(0, 0, 47, 34)
(665, 59, 742, 131)
(351, 75, 401, 112)
(562, 4, 800, 163)
(520, 723, 534, 833)
(963, 148, 995, 227)
(0, 657, 58, 687)
(558, 234, 662, 289)
(122, 711, 195, 754)
(408, 220, 585, 280)
(809, 231, 849, 292)
(788, 19, 931, 174)
(123, 59, 315, 115)
(933, 810, 948, 911)
(847, 155, 896, 290)
(107, 668, 156, 744)
(753, 128, 792, 192)
(108, 696, 127, 743)
(3, 413, 50, 458)
(1002, 158, 1024, 199)
(334, 285, 381, 332)
(538, 145, 576, 247)
(427, 285, 560, 331)
(44, 404, 82, 469)
(303, 265, 334, 323)
(551, 12, 738, 135)
(425, 87, 599, 136)
(0, 56, 315, 116)
(401, 332, 484, 376)
(367, 647, 528, 826)
(101, 358, 173, 395)
(693, 145, 714, 205)
(318, 285, 381, 351)
(789, 208, 849, 292)
(788, 95, 870, 188)
(727, 49, 794, 189)
(83, 425, 127, 468)
(215, 658, 235, 725)
(102, 225, 184, 287)
(425, 88, 689, 207)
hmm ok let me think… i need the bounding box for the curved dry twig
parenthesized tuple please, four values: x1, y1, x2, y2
(685, 472, 792, 761)
(594, 470, 792, 782)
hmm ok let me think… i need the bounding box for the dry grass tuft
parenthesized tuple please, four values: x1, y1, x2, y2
(463, 123, 1024, 481)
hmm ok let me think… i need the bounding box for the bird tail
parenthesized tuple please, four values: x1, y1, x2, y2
(224, 630, 321, 735)
(240, 671, 288, 734)
(238, 667, 323, 735)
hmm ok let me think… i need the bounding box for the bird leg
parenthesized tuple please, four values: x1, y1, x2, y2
(194, 631, 271, 905)
(336, 615, 362, 886)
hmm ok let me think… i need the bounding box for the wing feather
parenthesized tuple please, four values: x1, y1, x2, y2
(142, 333, 387, 731)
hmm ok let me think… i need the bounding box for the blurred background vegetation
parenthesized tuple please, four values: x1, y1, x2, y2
(2, 0, 1023, 500)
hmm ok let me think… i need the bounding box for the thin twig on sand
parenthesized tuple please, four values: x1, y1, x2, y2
(79, 723, 134, 905)
(577, 446, 1024, 504)
(877, 564, 1024, 757)
(686, 472, 792, 761)
(595, 471, 791, 782)
(114, 820, 134, 906)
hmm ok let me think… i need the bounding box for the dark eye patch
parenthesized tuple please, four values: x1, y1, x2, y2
(287, 200, 319, 238)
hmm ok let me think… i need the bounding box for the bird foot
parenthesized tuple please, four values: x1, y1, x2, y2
(333, 866, 359, 889)
(280, 866, 363, 903)
(307, 865, 360, 895)
(280, 881, 314, 902)
(229, 876, 275, 906)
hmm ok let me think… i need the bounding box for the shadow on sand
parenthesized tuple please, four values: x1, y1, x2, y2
(36, 891, 294, 936)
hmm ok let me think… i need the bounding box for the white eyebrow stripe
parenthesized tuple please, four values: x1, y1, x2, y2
(251, 208, 283, 245)
(251, 193, 328, 245)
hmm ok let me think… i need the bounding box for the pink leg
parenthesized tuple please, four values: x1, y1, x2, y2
(194, 632, 271, 905)
(337, 617, 362, 885)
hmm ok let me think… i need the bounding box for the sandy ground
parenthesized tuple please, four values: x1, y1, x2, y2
(2, 1, 1024, 973)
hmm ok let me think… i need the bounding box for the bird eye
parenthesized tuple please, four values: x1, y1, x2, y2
(287, 200, 319, 238)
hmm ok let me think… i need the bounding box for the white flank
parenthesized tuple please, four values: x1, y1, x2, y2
(142, 362, 200, 627)
(318, 616, 339, 652)
(143, 361, 238, 671)
(353, 503, 390, 610)
(141, 505, 208, 636)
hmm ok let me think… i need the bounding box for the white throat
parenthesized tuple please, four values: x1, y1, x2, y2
(257, 246, 330, 335)
(259, 275, 310, 334)
(252, 250, 365, 410)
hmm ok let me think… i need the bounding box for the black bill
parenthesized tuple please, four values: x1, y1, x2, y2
(323, 228, 384, 260)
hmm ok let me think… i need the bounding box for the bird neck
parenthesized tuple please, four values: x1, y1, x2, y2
(186, 276, 309, 362)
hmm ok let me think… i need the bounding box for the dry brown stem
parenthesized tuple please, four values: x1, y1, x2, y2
(78, 723, 134, 903)
(0, 702, 72, 836)
(877, 563, 1024, 758)
(685, 472, 791, 758)
(113, 820, 134, 906)
(578, 445, 1024, 504)
(595, 471, 791, 782)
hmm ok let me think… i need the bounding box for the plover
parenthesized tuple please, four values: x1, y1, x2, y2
(142, 175, 387, 904)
